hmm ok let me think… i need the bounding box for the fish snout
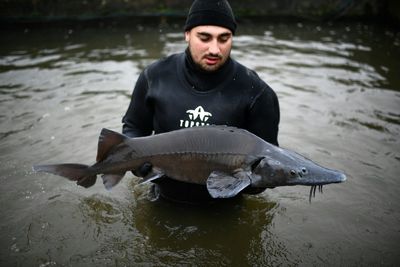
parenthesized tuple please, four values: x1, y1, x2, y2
(288, 166, 346, 186)
(314, 169, 347, 185)
(337, 172, 347, 182)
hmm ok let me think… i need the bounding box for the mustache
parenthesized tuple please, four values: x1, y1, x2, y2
(203, 53, 222, 59)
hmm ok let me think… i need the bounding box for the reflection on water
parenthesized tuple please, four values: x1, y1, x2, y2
(131, 186, 284, 266)
(0, 20, 399, 266)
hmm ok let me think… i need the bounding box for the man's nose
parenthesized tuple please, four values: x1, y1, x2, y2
(208, 39, 220, 55)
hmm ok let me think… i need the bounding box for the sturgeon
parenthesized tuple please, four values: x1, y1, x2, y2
(33, 126, 346, 199)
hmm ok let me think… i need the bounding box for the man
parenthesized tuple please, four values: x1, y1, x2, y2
(122, 0, 280, 202)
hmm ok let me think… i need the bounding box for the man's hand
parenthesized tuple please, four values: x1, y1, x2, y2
(132, 162, 152, 177)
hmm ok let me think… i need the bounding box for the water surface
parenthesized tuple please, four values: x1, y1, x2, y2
(0, 20, 399, 266)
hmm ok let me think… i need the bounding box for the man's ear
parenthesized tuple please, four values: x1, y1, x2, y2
(185, 31, 190, 42)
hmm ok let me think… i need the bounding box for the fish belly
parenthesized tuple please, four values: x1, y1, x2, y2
(148, 152, 249, 185)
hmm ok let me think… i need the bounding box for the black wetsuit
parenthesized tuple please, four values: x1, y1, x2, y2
(122, 49, 280, 202)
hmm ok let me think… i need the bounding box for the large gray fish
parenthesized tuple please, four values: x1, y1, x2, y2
(33, 126, 346, 200)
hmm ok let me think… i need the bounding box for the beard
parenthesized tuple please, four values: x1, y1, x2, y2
(189, 47, 230, 72)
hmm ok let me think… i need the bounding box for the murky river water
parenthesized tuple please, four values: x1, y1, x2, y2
(0, 19, 399, 266)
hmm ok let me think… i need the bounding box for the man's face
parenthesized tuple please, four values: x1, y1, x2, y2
(185, 25, 233, 72)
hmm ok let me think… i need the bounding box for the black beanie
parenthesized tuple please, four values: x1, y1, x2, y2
(184, 0, 237, 34)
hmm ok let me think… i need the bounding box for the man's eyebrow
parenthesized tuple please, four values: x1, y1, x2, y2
(197, 32, 212, 37)
(219, 32, 232, 38)
(196, 31, 232, 38)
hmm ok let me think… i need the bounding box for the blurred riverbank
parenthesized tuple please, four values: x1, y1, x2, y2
(1, 0, 399, 27)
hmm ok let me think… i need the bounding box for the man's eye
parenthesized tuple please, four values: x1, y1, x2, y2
(199, 36, 210, 42)
(218, 35, 231, 43)
(219, 37, 229, 43)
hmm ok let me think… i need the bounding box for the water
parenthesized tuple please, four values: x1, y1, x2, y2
(0, 20, 399, 266)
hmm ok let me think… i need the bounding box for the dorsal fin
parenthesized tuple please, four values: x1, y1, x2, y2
(96, 128, 127, 162)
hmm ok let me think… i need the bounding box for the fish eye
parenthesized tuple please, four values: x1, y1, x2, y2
(290, 170, 296, 176)
(301, 167, 307, 173)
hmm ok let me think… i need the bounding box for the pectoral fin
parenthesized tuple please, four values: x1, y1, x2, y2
(102, 173, 125, 190)
(206, 170, 252, 198)
(139, 167, 165, 184)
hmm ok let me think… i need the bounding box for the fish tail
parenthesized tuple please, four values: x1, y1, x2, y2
(32, 164, 97, 188)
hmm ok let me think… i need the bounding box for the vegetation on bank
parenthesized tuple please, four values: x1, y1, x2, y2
(0, 0, 398, 25)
